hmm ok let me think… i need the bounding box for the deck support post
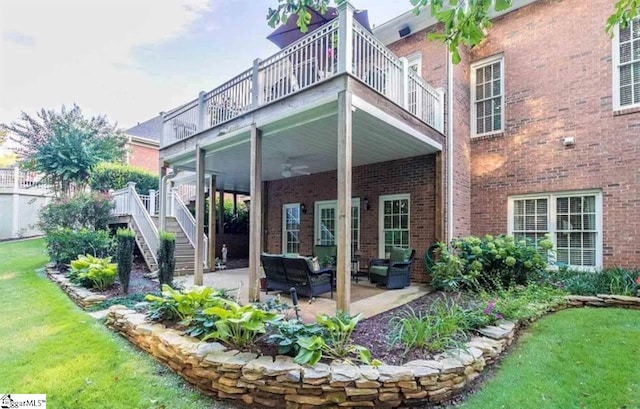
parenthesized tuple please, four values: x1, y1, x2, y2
(208, 175, 217, 272)
(248, 124, 263, 302)
(194, 146, 206, 286)
(218, 188, 225, 234)
(336, 90, 352, 313)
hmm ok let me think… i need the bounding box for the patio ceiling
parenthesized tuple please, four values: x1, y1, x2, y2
(172, 100, 441, 193)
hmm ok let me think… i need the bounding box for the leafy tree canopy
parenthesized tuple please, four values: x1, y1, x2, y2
(5, 105, 126, 195)
(268, 0, 638, 63)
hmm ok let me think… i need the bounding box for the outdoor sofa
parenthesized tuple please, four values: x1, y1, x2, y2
(260, 253, 334, 299)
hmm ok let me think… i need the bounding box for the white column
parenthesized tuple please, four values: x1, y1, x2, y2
(127, 182, 136, 215)
(248, 124, 263, 302)
(252, 58, 263, 108)
(196, 91, 206, 132)
(194, 146, 206, 286)
(336, 90, 352, 313)
(149, 189, 156, 216)
(401, 57, 410, 109)
(337, 2, 354, 75)
(11, 167, 19, 237)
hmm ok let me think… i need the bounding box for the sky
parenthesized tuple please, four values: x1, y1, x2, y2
(0, 0, 412, 130)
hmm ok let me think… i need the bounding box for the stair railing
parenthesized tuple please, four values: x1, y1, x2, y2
(127, 183, 159, 266)
(171, 189, 209, 269)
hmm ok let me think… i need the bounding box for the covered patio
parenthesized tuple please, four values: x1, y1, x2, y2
(175, 267, 429, 322)
(161, 76, 444, 313)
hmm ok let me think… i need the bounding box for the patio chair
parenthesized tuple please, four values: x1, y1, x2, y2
(369, 247, 415, 289)
(260, 253, 290, 293)
(313, 245, 337, 267)
(282, 256, 334, 299)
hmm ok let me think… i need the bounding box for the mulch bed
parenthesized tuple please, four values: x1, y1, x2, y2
(101, 259, 157, 299)
(350, 291, 475, 366)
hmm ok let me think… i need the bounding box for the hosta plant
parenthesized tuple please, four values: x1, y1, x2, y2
(202, 299, 278, 348)
(294, 312, 381, 367)
(68, 254, 117, 291)
(267, 319, 325, 355)
(145, 284, 230, 322)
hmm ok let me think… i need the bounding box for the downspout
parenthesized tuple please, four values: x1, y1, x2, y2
(159, 170, 177, 233)
(446, 50, 455, 243)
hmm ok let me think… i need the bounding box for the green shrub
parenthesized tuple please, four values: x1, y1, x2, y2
(157, 231, 176, 288)
(294, 312, 380, 367)
(116, 229, 135, 294)
(89, 162, 158, 195)
(389, 298, 468, 353)
(431, 235, 552, 291)
(68, 254, 117, 291)
(39, 193, 114, 234)
(551, 267, 640, 296)
(202, 299, 278, 348)
(145, 284, 229, 323)
(475, 283, 567, 322)
(46, 228, 113, 265)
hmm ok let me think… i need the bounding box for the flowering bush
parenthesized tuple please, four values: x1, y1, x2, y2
(430, 234, 553, 291)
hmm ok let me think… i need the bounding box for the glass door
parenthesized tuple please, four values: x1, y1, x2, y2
(314, 199, 360, 254)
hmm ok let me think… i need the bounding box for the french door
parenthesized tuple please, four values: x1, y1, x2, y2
(314, 199, 360, 254)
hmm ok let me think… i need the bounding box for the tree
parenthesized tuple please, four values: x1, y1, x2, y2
(267, 0, 638, 63)
(5, 105, 126, 195)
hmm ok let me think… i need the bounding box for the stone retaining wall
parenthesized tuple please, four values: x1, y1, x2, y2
(106, 306, 522, 408)
(566, 294, 640, 309)
(46, 268, 106, 309)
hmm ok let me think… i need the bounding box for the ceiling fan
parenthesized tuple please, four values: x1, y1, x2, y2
(281, 162, 310, 178)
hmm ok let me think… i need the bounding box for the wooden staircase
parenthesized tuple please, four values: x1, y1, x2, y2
(151, 216, 196, 276)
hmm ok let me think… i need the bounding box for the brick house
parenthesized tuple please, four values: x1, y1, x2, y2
(154, 0, 639, 309)
(126, 115, 161, 174)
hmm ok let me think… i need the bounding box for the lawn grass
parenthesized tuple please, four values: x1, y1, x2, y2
(457, 308, 640, 409)
(0, 238, 234, 408)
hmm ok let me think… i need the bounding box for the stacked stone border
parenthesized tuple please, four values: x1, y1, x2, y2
(105, 306, 550, 408)
(565, 294, 640, 309)
(46, 268, 106, 309)
(104, 295, 640, 408)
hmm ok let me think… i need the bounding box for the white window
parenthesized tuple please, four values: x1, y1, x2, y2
(282, 203, 301, 254)
(613, 18, 640, 110)
(508, 191, 603, 269)
(379, 194, 410, 257)
(314, 199, 360, 254)
(471, 55, 504, 137)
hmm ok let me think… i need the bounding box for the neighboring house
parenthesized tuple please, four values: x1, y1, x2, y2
(152, 0, 639, 307)
(126, 115, 161, 174)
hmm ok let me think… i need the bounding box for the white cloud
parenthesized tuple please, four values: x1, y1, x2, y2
(0, 0, 210, 128)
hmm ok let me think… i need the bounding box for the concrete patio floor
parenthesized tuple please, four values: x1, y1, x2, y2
(176, 268, 431, 322)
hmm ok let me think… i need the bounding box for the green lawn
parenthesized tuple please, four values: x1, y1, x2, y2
(0, 238, 233, 408)
(457, 308, 640, 409)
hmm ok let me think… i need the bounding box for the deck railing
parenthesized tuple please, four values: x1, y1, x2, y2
(161, 3, 445, 147)
(0, 167, 52, 191)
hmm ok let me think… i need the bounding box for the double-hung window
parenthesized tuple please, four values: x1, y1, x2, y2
(282, 203, 301, 254)
(614, 18, 640, 109)
(508, 191, 602, 269)
(471, 55, 504, 137)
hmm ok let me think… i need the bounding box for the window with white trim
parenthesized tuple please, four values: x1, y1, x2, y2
(379, 194, 410, 257)
(282, 204, 301, 254)
(614, 18, 640, 109)
(471, 55, 504, 136)
(508, 192, 602, 269)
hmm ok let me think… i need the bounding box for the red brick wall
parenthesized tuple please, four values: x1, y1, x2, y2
(129, 143, 159, 174)
(264, 155, 437, 282)
(388, 25, 472, 240)
(467, 0, 640, 267)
